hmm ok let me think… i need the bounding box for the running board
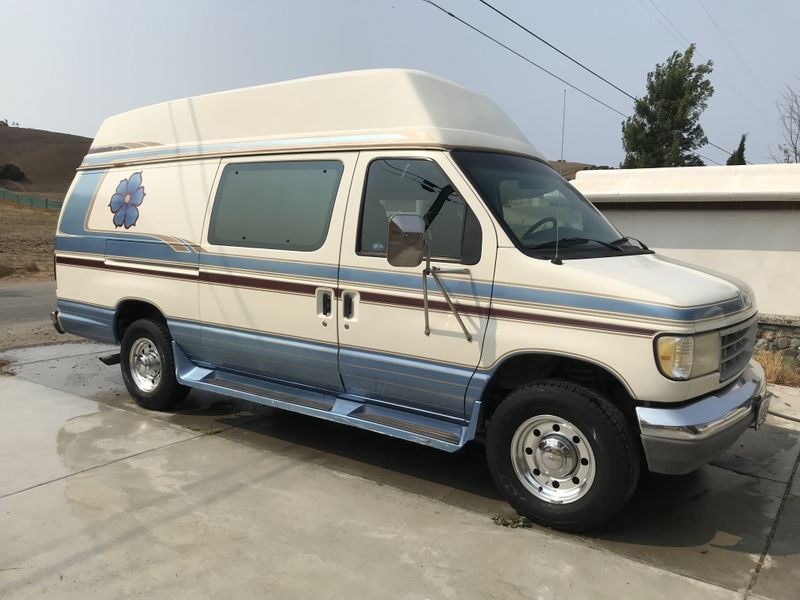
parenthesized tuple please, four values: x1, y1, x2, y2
(172, 342, 479, 452)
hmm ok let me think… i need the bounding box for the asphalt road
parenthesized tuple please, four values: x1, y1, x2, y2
(0, 279, 56, 327)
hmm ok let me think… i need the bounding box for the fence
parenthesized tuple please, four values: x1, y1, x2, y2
(0, 188, 63, 210)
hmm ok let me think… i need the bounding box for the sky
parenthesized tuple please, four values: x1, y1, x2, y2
(2, 0, 798, 166)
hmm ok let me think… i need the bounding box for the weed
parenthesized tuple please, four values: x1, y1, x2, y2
(0, 359, 15, 376)
(754, 349, 800, 387)
(491, 514, 532, 528)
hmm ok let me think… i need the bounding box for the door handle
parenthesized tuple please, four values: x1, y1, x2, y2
(342, 291, 358, 320)
(322, 292, 332, 317)
(315, 288, 334, 318)
(343, 292, 353, 319)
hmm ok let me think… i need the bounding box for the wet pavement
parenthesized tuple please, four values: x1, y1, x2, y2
(1, 342, 798, 599)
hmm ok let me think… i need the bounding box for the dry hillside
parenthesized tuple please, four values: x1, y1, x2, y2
(0, 201, 58, 280)
(0, 126, 91, 198)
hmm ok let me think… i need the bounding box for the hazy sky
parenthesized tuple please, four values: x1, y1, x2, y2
(2, 0, 797, 166)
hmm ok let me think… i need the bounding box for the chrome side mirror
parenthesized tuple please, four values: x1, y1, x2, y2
(386, 213, 426, 267)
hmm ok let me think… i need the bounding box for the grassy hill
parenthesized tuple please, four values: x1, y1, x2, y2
(0, 126, 91, 198)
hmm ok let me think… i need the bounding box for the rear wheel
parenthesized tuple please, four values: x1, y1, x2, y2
(120, 317, 189, 411)
(486, 380, 640, 532)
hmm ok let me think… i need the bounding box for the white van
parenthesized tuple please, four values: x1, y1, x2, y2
(52, 69, 768, 531)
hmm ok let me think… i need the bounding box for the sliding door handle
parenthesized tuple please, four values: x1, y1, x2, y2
(322, 292, 332, 316)
(315, 288, 334, 318)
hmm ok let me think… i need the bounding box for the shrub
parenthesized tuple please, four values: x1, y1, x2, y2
(754, 349, 800, 387)
(0, 163, 25, 180)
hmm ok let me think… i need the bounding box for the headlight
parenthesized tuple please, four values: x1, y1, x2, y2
(655, 332, 720, 380)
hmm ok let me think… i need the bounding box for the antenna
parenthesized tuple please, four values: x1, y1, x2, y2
(560, 88, 566, 161)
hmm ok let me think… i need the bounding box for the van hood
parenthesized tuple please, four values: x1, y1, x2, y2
(521, 252, 755, 322)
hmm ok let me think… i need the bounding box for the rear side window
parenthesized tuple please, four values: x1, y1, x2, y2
(357, 158, 481, 264)
(209, 160, 343, 251)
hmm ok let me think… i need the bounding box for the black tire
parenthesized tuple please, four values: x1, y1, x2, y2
(486, 380, 640, 532)
(120, 317, 189, 411)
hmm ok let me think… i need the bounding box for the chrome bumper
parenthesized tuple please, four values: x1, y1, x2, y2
(636, 360, 768, 475)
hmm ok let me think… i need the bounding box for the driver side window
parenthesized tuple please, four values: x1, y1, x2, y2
(357, 158, 481, 265)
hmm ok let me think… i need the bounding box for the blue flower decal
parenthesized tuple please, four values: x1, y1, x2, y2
(109, 172, 145, 229)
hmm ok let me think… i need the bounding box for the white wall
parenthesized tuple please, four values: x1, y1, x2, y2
(597, 208, 800, 318)
(574, 164, 800, 319)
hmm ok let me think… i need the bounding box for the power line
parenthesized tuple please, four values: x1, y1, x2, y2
(419, 0, 629, 118)
(477, 0, 736, 160)
(476, 0, 635, 101)
(697, 153, 722, 166)
(419, 0, 727, 166)
(636, 0, 682, 45)
(647, 0, 692, 47)
(641, 0, 761, 113)
(697, 0, 767, 94)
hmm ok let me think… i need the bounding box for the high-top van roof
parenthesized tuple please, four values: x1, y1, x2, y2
(82, 69, 541, 169)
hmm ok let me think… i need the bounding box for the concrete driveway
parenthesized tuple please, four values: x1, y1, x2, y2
(1, 343, 798, 599)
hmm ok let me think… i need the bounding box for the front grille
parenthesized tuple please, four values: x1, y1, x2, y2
(719, 318, 757, 381)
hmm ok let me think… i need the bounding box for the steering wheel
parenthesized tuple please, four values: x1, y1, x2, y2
(521, 216, 558, 240)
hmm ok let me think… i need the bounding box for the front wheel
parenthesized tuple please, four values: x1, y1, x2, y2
(120, 317, 189, 411)
(486, 380, 640, 532)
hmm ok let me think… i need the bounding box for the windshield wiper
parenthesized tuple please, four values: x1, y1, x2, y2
(612, 236, 650, 251)
(532, 237, 623, 251)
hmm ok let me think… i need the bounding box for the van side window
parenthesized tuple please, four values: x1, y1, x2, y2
(209, 160, 344, 251)
(357, 159, 481, 264)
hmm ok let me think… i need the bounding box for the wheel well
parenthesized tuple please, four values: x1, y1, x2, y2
(479, 353, 637, 429)
(114, 300, 166, 343)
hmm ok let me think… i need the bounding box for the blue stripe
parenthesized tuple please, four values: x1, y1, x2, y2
(465, 371, 491, 421)
(340, 266, 494, 297)
(58, 233, 338, 285)
(490, 284, 748, 322)
(56, 173, 746, 323)
(81, 133, 405, 167)
(59, 170, 107, 236)
(339, 346, 476, 418)
(194, 321, 343, 393)
(167, 319, 205, 361)
(199, 253, 337, 280)
(57, 299, 116, 344)
(107, 238, 197, 264)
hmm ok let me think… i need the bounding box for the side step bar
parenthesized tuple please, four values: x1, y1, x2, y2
(172, 342, 479, 452)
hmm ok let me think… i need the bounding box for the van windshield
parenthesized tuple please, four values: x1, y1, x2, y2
(452, 150, 649, 259)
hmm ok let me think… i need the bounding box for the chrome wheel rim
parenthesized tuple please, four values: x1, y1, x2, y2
(129, 338, 162, 393)
(511, 414, 596, 504)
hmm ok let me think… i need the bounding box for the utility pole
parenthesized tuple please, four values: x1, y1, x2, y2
(560, 89, 567, 161)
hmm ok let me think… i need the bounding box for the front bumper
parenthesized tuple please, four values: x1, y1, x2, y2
(636, 360, 769, 475)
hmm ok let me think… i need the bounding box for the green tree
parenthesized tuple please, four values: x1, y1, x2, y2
(726, 134, 747, 165)
(622, 44, 714, 168)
